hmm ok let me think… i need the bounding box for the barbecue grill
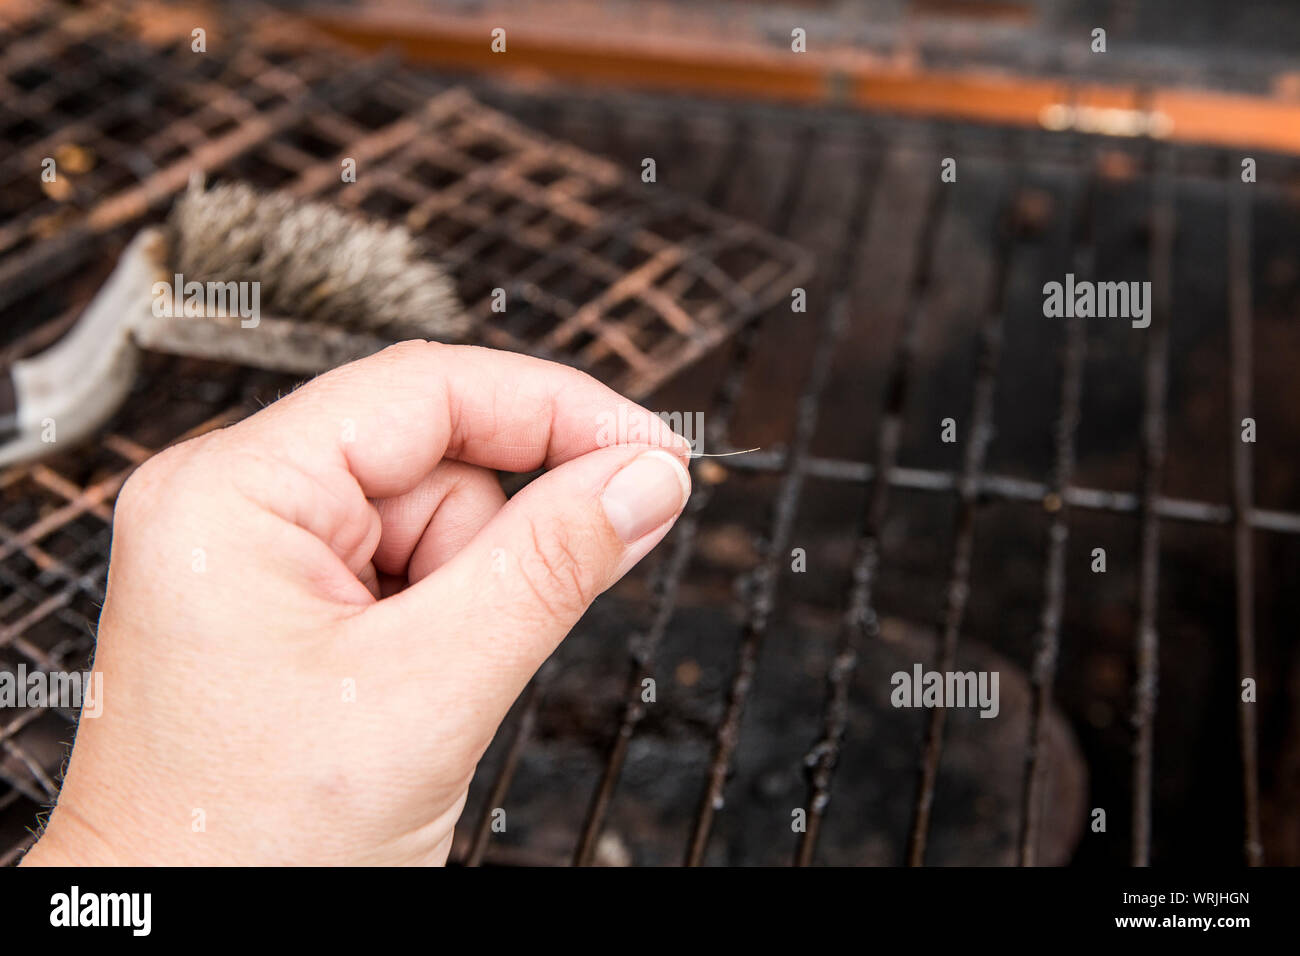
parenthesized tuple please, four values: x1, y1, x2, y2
(2, 0, 1299, 867)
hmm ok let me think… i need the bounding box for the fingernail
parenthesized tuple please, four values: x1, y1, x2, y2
(601, 450, 691, 543)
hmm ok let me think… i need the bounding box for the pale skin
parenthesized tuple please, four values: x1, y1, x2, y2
(22, 341, 691, 866)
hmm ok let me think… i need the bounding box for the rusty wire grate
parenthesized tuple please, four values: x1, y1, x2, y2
(0, 0, 351, 265)
(210, 85, 812, 396)
(0, 0, 810, 860)
(0, 2, 810, 398)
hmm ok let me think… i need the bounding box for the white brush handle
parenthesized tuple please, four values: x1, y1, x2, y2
(0, 229, 160, 468)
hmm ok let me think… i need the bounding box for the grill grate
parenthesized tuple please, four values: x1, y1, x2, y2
(0, 2, 809, 398)
(0, 1, 345, 265)
(227, 85, 814, 396)
(452, 90, 1300, 866)
(4, 2, 1300, 867)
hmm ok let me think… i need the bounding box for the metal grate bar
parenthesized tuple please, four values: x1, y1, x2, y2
(684, 148, 881, 867)
(906, 170, 1020, 866)
(1130, 149, 1176, 867)
(1227, 178, 1263, 866)
(571, 123, 816, 867)
(719, 454, 1300, 535)
(1017, 173, 1092, 866)
(793, 177, 947, 866)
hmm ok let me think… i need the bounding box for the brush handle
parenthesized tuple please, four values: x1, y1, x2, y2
(0, 230, 158, 468)
(0, 223, 420, 468)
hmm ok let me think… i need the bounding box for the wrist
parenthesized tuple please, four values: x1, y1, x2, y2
(21, 801, 126, 867)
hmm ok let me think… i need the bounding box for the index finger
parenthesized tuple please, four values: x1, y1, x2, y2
(235, 340, 689, 500)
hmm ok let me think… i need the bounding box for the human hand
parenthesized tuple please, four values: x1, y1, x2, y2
(21, 341, 691, 866)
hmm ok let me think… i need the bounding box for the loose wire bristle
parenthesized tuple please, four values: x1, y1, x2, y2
(688, 447, 761, 458)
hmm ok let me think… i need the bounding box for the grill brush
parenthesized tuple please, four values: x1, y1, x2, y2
(0, 180, 469, 466)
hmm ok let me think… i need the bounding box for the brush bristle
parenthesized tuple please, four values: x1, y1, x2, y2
(167, 181, 471, 340)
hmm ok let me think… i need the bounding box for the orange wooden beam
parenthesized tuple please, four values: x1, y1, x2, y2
(304, 9, 1300, 156)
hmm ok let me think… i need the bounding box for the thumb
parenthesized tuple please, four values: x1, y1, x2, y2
(367, 444, 690, 708)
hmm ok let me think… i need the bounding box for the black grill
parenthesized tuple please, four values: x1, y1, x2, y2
(3, 1, 1300, 868)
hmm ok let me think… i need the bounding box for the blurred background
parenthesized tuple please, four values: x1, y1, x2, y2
(1, 0, 1299, 866)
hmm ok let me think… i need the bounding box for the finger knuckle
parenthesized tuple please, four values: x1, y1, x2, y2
(114, 435, 221, 528)
(115, 445, 182, 517)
